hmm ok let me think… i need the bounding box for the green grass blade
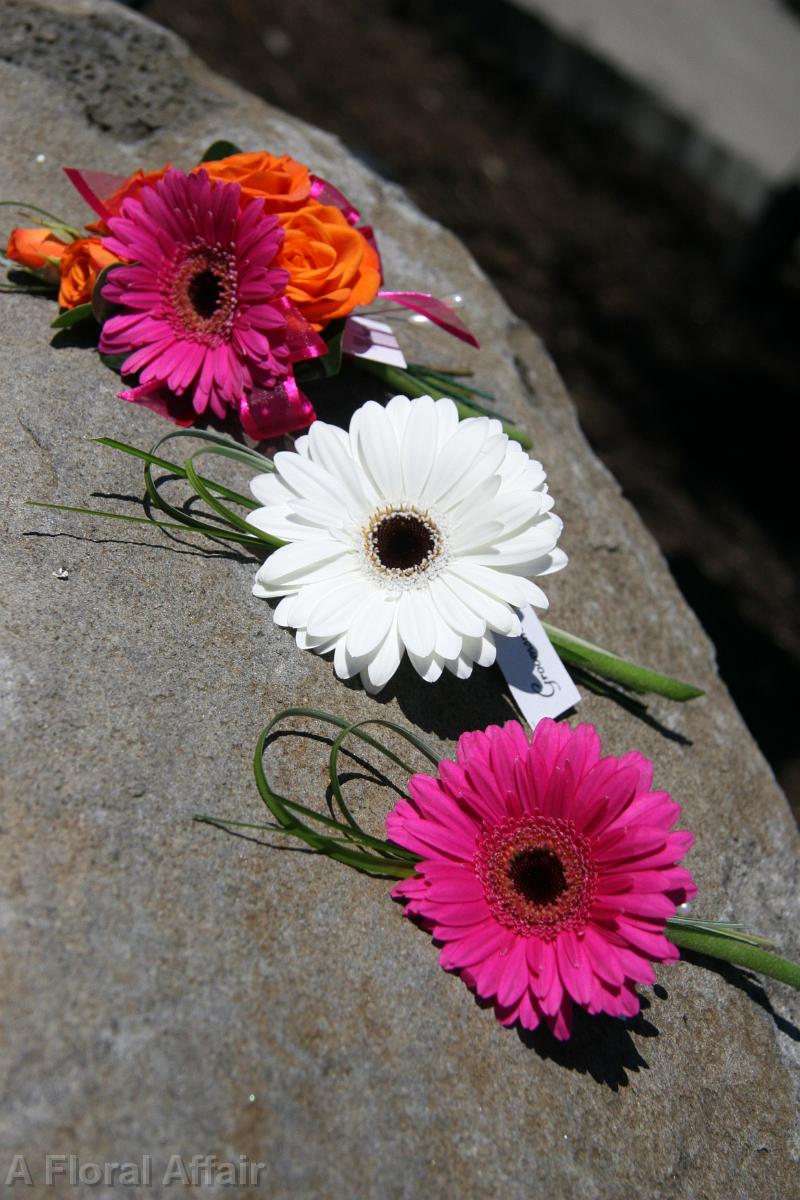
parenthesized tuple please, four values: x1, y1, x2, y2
(25, 500, 265, 543)
(94, 437, 261, 509)
(183, 453, 282, 545)
(246, 708, 427, 877)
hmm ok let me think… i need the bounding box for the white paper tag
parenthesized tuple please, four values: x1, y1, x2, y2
(344, 316, 408, 368)
(494, 607, 581, 728)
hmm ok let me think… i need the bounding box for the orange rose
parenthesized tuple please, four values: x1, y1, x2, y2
(57, 237, 120, 309)
(86, 166, 170, 234)
(6, 227, 69, 283)
(277, 201, 381, 330)
(201, 151, 310, 212)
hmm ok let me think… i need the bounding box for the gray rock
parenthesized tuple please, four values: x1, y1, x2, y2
(0, 2, 797, 1197)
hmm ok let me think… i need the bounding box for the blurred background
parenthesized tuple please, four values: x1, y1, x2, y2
(138, 0, 800, 812)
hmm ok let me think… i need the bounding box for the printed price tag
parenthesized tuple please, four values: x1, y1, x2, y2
(494, 607, 581, 727)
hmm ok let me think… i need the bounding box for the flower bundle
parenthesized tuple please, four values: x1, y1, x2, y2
(195, 707, 800, 1041)
(14, 143, 799, 1048)
(3, 141, 487, 441)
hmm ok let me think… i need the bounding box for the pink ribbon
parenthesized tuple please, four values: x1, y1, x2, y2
(309, 175, 361, 226)
(63, 168, 128, 221)
(377, 291, 479, 348)
(239, 375, 316, 440)
(275, 296, 328, 364)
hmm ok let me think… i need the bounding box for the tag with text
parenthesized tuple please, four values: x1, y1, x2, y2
(494, 607, 581, 727)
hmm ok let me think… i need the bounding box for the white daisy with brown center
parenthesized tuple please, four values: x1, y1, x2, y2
(247, 395, 566, 693)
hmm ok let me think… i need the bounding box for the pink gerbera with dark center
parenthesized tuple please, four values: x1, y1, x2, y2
(387, 718, 696, 1039)
(99, 168, 291, 420)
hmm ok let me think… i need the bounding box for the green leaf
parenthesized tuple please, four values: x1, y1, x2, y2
(200, 140, 243, 163)
(91, 263, 124, 323)
(542, 622, 704, 701)
(50, 302, 96, 330)
(99, 352, 128, 373)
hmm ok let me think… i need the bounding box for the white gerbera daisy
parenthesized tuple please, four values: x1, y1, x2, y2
(247, 395, 566, 693)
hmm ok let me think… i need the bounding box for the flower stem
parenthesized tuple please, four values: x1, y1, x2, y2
(666, 923, 800, 990)
(353, 358, 533, 448)
(542, 622, 704, 701)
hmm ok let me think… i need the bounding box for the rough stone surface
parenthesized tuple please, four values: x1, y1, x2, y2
(1, 3, 798, 1197)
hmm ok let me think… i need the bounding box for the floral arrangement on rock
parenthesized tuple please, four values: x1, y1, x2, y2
(3, 141, 490, 441)
(14, 145, 800, 1047)
(194, 708, 800, 1042)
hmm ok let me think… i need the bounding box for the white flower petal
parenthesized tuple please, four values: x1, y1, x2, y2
(433, 397, 460, 450)
(408, 649, 445, 683)
(345, 591, 398, 658)
(429, 576, 486, 638)
(250, 472, 293, 507)
(334, 636, 361, 679)
(296, 628, 338, 651)
(361, 616, 404, 693)
(305, 577, 373, 639)
(273, 449, 347, 509)
(398, 589, 437, 659)
(247, 505, 334, 542)
(354, 400, 402, 499)
(256, 557, 359, 601)
(460, 634, 498, 669)
(444, 654, 474, 680)
(448, 560, 529, 608)
(401, 394, 438, 496)
(443, 572, 520, 636)
(458, 492, 545, 539)
(439, 434, 509, 512)
(307, 420, 368, 515)
(536, 547, 569, 576)
(384, 393, 413, 441)
(450, 520, 505, 556)
(448, 472, 502, 525)
(258, 539, 346, 587)
(431, 604, 463, 660)
(274, 595, 300, 627)
(423, 418, 493, 505)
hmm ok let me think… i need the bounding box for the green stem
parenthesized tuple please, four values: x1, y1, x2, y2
(353, 358, 533, 449)
(542, 621, 704, 701)
(666, 923, 800, 990)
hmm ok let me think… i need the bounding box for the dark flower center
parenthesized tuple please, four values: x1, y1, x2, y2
(374, 513, 435, 570)
(165, 239, 239, 343)
(187, 268, 221, 319)
(508, 847, 568, 906)
(475, 815, 598, 939)
(363, 506, 444, 582)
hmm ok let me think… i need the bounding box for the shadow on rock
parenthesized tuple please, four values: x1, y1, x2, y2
(677, 950, 800, 1042)
(23, 527, 252, 563)
(373, 654, 518, 741)
(517, 997, 659, 1089)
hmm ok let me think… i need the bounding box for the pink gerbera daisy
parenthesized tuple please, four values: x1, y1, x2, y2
(387, 718, 696, 1039)
(99, 168, 291, 420)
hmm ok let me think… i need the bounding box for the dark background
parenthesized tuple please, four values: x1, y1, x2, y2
(140, 0, 800, 812)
